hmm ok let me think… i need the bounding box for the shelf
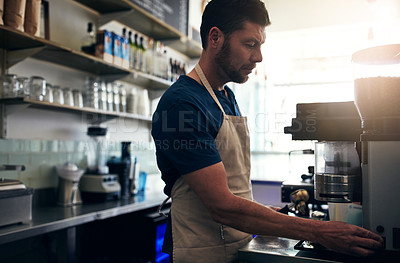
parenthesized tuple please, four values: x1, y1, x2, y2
(74, 0, 202, 58)
(0, 25, 171, 90)
(0, 97, 152, 124)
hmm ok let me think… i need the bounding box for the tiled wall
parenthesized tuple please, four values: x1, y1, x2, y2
(1, 139, 87, 189)
(0, 139, 159, 189)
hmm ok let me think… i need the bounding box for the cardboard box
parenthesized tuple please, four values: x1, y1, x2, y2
(95, 30, 113, 64)
(121, 35, 130, 69)
(113, 33, 123, 67)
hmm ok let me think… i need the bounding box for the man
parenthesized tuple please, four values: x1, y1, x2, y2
(151, 0, 384, 262)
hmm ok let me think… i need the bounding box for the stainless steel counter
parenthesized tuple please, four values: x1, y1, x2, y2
(238, 235, 400, 263)
(0, 192, 168, 245)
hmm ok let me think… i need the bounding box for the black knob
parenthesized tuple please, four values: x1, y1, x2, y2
(376, 225, 384, 233)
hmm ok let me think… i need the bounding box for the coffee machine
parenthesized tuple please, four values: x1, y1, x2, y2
(352, 44, 400, 251)
(285, 44, 400, 252)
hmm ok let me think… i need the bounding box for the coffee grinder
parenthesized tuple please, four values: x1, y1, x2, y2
(352, 44, 400, 251)
(80, 126, 121, 202)
(284, 102, 363, 213)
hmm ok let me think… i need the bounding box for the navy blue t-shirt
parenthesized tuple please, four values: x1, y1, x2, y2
(151, 75, 241, 256)
(151, 75, 241, 197)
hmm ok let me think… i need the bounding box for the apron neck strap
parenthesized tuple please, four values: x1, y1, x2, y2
(195, 64, 227, 115)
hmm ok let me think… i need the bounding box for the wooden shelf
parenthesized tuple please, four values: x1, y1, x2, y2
(0, 97, 152, 123)
(74, 0, 202, 58)
(0, 25, 171, 90)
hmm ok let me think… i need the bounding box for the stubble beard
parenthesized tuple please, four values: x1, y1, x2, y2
(214, 39, 249, 84)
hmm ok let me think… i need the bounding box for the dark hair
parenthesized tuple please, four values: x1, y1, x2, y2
(200, 0, 271, 49)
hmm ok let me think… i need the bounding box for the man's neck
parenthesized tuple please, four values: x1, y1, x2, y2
(192, 58, 227, 91)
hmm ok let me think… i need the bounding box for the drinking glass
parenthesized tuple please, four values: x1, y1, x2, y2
(73, 89, 83, 108)
(84, 77, 99, 109)
(120, 85, 127, 113)
(63, 87, 74, 106)
(53, 85, 64, 104)
(99, 81, 107, 111)
(106, 82, 113, 111)
(44, 83, 54, 103)
(113, 82, 120, 113)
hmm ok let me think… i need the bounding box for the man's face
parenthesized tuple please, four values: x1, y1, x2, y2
(215, 22, 266, 84)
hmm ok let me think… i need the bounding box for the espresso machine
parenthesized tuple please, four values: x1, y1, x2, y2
(285, 44, 400, 252)
(352, 44, 400, 251)
(80, 126, 121, 202)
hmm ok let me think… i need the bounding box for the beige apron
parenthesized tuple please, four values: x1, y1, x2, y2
(169, 64, 253, 263)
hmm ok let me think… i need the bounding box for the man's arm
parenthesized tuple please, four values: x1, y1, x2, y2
(183, 161, 384, 257)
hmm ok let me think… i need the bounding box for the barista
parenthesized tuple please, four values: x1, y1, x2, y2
(151, 1, 384, 262)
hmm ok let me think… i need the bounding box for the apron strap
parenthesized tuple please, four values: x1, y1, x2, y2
(195, 64, 227, 115)
(195, 64, 245, 116)
(158, 196, 171, 218)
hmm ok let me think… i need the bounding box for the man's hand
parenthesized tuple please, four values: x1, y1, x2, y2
(183, 162, 384, 258)
(316, 221, 384, 257)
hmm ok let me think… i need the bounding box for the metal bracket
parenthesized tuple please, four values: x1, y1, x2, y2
(6, 46, 45, 69)
(0, 102, 30, 138)
(99, 10, 135, 27)
(0, 104, 6, 138)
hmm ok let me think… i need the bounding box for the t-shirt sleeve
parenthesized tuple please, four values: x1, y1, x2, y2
(152, 100, 222, 175)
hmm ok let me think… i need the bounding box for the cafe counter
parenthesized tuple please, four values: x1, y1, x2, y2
(238, 235, 400, 263)
(0, 191, 169, 263)
(0, 191, 168, 245)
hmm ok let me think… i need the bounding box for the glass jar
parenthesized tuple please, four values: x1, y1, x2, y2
(16, 76, 30, 98)
(29, 76, 46, 101)
(1, 74, 18, 98)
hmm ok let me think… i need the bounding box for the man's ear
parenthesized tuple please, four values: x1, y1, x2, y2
(208, 27, 224, 49)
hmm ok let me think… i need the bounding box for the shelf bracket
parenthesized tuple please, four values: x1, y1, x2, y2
(99, 10, 135, 27)
(81, 111, 118, 125)
(7, 46, 45, 68)
(0, 103, 30, 138)
(0, 104, 6, 138)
